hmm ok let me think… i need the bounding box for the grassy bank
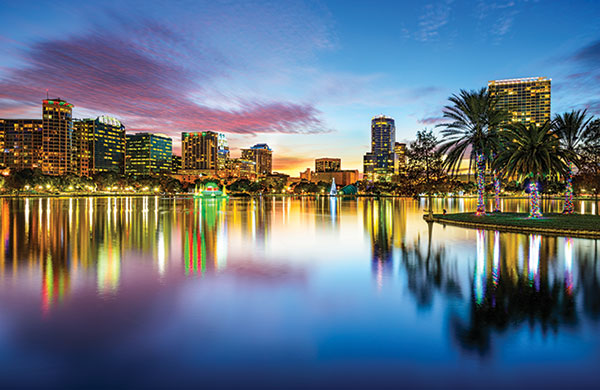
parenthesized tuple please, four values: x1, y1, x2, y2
(432, 212, 600, 238)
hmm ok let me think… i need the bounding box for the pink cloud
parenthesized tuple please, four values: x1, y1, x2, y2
(0, 26, 325, 136)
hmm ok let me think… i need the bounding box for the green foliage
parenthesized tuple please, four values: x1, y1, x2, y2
(437, 87, 508, 175)
(493, 121, 569, 182)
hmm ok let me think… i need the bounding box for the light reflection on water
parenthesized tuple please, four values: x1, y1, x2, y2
(0, 196, 599, 388)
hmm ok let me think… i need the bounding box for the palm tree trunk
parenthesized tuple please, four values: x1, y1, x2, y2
(476, 153, 486, 216)
(493, 170, 501, 212)
(529, 179, 542, 218)
(563, 162, 574, 214)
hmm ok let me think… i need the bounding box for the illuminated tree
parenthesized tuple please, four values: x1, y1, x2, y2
(438, 88, 507, 215)
(494, 121, 568, 218)
(553, 109, 594, 213)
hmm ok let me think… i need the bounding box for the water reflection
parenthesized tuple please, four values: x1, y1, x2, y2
(0, 196, 599, 386)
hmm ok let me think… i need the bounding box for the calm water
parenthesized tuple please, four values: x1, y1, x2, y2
(0, 196, 599, 388)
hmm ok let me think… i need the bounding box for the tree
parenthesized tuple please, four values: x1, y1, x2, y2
(437, 88, 507, 215)
(576, 119, 600, 204)
(406, 129, 447, 217)
(494, 121, 569, 218)
(553, 109, 594, 213)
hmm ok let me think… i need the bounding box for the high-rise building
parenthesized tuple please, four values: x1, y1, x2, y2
(72, 119, 92, 177)
(363, 115, 395, 181)
(181, 131, 220, 174)
(315, 158, 341, 172)
(126, 133, 172, 175)
(488, 77, 551, 127)
(73, 115, 126, 176)
(42, 98, 74, 175)
(226, 158, 256, 179)
(394, 142, 407, 174)
(217, 133, 230, 173)
(172, 155, 182, 174)
(0, 119, 43, 171)
(241, 143, 272, 176)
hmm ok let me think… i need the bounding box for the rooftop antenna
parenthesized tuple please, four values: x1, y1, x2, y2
(46, 89, 49, 99)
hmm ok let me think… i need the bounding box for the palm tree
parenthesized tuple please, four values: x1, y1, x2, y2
(438, 88, 507, 215)
(494, 121, 569, 218)
(553, 109, 594, 214)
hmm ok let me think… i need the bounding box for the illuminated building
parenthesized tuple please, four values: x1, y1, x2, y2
(181, 131, 220, 175)
(312, 170, 359, 187)
(394, 142, 407, 174)
(73, 115, 126, 176)
(217, 133, 230, 173)
(0, 119, 43, 170)
(316, 158, 341, 172)
(241, 143, 272, 176)
(172, 155, 182, 174)
(363, 115, 395, 181)
(226, 158, 256, 179)
(126, 133, 172, 175)
(42, 98, 74, 175)
(488, 77, 551, 127)
(72, 119, 92, 176)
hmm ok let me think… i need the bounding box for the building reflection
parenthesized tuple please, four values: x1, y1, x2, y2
(0, 197, 178, 313)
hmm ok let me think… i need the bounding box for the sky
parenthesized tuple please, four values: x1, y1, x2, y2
(0, 0, 599, 175)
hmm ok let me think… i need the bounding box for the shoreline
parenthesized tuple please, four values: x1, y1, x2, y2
(430, 212, 600, 239)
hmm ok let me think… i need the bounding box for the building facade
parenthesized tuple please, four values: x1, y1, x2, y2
(312, 170, 359, 187)
(73, 115, 126, 176)
(42, 99, 74, 175)
(241, 144, 272, 176)
(226, 158, 256, 180)
(315, 158, 341, 172)
(363, 115, 395, 181)
(488, 77, 551, 127)
(394, 142, 407, 174)
(172, 155, 182, 174)
(126, 133, 172, 175)
(0, 119, 43, 171)
(181, 131, 220, 174)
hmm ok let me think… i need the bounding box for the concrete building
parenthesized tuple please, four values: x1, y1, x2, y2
(315, 158, 341, 172)
(0, 119, 43, 171)
(488, 77, 551, 127)
(126, 133, 172, 175)
(42, 98, 74, 175)
(241, 143, 272, 176)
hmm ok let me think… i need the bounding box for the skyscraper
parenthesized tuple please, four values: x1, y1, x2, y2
(363, 115, 395, 181)
(315, 158, 341, 172)
(73, 115, 126, 176)
(394, 142, 406, 174)
(488, 77, 551, 127)
(241, 144, 272, 176)
(181, 131, 223, 175)
(126, 133, 172, 175)
(42, 98, 73, 175)
(0, 119, 43, 171)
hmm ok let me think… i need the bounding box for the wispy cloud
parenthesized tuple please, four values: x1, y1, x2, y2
(415, 0, 454, 42)
(0, 1, 335, 138)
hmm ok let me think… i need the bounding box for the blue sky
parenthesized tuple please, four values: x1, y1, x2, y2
(0, 0, 599, 174)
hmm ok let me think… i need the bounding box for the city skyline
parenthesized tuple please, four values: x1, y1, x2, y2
(0, 1, 599, 175)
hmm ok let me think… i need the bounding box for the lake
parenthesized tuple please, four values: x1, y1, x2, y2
(0, 196, 598, 388)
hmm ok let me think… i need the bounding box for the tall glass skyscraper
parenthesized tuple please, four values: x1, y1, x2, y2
(126, 133, 172, 175)
(488, 77, 551, 127)
(363, 115, 395, 181)
(241, 143, 272, 176)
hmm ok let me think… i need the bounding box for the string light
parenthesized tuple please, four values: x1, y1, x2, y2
(476, 153, 486, 216)
(563, 162, 574, 214)
(529, 181, 542, 218)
